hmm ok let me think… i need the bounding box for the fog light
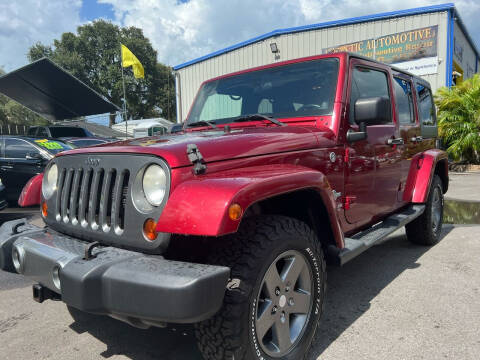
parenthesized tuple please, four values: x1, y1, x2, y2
(12, 246, 24, 274)
(228, 203, 243, 221)
(52, 265, 61, 291)
(42, 202, 48, 217)
(143, 218, 158, 241)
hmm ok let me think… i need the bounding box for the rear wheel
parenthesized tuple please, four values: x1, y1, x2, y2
(195, 216, 326, 360)
(406, 175, 444, 245)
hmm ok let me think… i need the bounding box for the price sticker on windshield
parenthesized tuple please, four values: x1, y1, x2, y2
(35, 139, 64, 150)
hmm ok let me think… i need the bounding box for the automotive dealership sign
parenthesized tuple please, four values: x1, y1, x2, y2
(323, 26, 438, 75)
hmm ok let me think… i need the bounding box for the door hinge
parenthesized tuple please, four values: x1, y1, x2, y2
(186, 144, 207, 175)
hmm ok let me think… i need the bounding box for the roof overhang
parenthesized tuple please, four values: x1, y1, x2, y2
(0, 58, 120, 121)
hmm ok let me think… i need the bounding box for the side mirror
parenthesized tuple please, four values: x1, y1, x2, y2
(26, 152, 43, 161)
(170, 122, 184, 133)
(354, 97, 391, 125)
(347, 97, 391, 142)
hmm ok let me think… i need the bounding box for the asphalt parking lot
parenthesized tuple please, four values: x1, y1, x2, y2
(1, 197, 479, 359)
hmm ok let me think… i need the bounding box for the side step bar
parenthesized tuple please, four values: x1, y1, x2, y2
(329, 204, 426, 266)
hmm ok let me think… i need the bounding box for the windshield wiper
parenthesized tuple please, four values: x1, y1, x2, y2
(233, 114, 286, 126)
(186, 120, 217, 129)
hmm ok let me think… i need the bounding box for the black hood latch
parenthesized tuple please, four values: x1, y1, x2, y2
(187, 144, 207, 175)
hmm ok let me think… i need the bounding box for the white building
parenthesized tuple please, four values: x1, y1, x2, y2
(173, 3, 479, 122)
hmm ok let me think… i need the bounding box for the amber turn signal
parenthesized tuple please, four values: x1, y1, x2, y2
(228, 203, 243, 221)
(143, 218, 158, 241)
(41, 202, 48, 217)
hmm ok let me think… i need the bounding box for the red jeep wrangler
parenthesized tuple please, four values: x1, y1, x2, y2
(0, 52, 447, 360)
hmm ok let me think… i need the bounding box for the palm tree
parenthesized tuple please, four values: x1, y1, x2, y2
(435, 74, 480, 164)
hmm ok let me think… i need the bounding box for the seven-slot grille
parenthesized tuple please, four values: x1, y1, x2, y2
(55, 166, 129, 235)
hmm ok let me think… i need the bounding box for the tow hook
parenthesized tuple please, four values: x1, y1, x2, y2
(32, 284, 60, 303)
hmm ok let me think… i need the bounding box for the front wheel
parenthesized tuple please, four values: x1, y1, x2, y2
(406, 174, 444, 245)
(195, 216, 326, 360)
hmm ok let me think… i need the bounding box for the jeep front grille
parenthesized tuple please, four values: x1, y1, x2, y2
(55, 167, 130, 235)
(44, 153, 171, 252)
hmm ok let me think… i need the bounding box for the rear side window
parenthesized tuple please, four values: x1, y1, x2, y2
(349, 67, 391, 124)
(27, 128, 37, 136)
(393, 77, 415, 124)
(416, 84, 436, 126)
(4, 138, 39, 158)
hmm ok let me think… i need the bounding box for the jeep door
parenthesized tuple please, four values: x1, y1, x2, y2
(344, 59, 402, 225)
(392, 73, 421, 203)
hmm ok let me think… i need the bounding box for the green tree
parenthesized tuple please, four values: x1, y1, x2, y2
(28, 20, 175, 125)
(435, 74, 480, 163)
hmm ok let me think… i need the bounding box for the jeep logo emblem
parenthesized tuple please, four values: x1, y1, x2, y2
(85, 157, 101, 166)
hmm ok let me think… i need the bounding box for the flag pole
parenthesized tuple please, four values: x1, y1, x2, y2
(120, 43, 128, 137)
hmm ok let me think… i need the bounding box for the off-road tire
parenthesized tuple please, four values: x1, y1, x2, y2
(195, 215, 326, 360)
(406, 175, 444, 245)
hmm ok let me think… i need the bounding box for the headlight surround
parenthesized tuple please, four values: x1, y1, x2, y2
(42, 163, 58, 199)
(131, 162, 169, 213)
(143, 164, 167, 206)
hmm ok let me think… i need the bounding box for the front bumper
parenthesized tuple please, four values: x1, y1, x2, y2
(0, 219, 230, 326)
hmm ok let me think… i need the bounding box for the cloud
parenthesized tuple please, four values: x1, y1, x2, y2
(0, 0, 82, 71)
(100, 0, 480, 68)
(1, 0, 480, 72)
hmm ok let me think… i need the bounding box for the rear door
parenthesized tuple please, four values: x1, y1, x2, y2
(344, 59, 402, 224)
(392, 73, 421, 203)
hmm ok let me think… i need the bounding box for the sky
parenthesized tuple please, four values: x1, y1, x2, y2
(1, 0, 480, 73)
(1, 0, 480, 125)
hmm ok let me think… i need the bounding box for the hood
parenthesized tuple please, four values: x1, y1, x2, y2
(58, 125, 336, 168)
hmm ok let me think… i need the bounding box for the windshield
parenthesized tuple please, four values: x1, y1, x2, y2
(33, 139, 74, 154)
(49, 127, 89, 137)
(187, 58, 339, 125)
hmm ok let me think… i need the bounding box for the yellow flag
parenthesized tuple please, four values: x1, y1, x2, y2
(121, 44, 144, 79)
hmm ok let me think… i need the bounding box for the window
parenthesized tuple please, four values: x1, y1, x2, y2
(37, 127, 49, 137)
(393, 77, 415, 124)
(4, 138, 39, 158)
(416, 84, 436, 126)
(49, 127, 88, 137)
(350, 67, 391, 124)
(187, 58, 339, 124)
(27, 128, 37, 136)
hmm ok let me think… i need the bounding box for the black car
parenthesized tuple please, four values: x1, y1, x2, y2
(0, 136, 73, 201)
(27, 125, 94, 138)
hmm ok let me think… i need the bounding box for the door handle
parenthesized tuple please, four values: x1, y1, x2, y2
(387, 138, 404, 145)
(410, 136, 423, 143)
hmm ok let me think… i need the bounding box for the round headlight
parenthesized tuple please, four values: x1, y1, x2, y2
(142, 164, 166, 206)
(42, 163, 58, 199)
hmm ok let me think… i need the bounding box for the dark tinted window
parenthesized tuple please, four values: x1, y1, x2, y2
(416, 84, 436, 126)
(393, 77, 415, 124)
(37, 127, 49, 137)
(350, 67, 391, 124)
(4, 138, 39, 158)
(27, 127, 37, 136)
(49, 127, 88, 137)
(188, 58, 339, 123)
